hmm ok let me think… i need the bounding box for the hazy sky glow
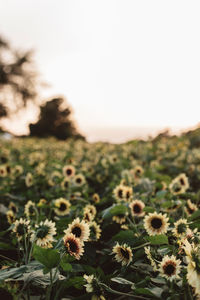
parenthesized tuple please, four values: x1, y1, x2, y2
(0, 0, 200, 142)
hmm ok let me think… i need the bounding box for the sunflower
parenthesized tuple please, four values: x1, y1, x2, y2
(37, 198, 47, 207)
(54, 198, 71, 216)
(12, 218, 30, 240)
(176, 173, 189, 191)
(89, 221, 101, 241)
(84, 205, 96, 219)
(112, 214, 126, 224)
(132, 166, 144, 180)
(6, 210, 15, 224)
(48, 171, 62, 186)
(63, 233, 84, 260)
(129, 200, 145, 217)
(172, 218, 189, 238)
(112, 243, 133, 266)
(25, 172, 33, 187)
(144, 246, 157, 271)
(83, 209, 94, 223)
(182, 240, 200, 295)
(0, 165, 7, 177)
(24, 200, 36, 218)
(144, 212, 169, 236)
(159, 255, 181, 281)
(92, 193, 100, 203)
(113, 184, 126, 202)
(124, 186, 133, 202)
(9, 202, 18, 214)
(61, 177, 70, 190)
(13, 165, 23, 176)
(64, 218, 90, 242)
(185, 199, 198, 215)
(62, 165, 75, 178)
(31, 219, 56, 248)
(73, 174, 86, 186)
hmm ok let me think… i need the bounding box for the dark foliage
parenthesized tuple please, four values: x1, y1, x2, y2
(29, 97, 85, 140)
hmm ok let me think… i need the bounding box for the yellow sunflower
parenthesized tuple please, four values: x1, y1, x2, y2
(64, 218, 90, 242)
(63, 233, 84, 260)
(159, 255, 181, 281)
(112, 243, 133, 266)
(24, 200, 36, 218)
(12, 218, 30, 240)
(31, 219, 56, 248)
(25, 172, 33, 187)
(54, 198, 71, 216)
(129, 200, 145, 217)
(144, 212, 169, 236)
(62, 165, 75, 178)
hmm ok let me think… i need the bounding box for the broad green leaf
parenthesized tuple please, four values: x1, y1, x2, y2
(111, 277, 134, 285)
(147, 234, 168, 245)
(33, 245, 60, 269)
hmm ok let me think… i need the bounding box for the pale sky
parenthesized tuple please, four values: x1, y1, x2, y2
(0, 0, 200, 142)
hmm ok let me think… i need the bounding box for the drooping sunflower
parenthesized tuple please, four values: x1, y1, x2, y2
(31, 219, 56, 248)
(124, 186, 133, 202)
(9, 202, 18, 214)
(185, 199, 198, 216)
(159, 255, 181, 281)
(6, 210, 15, 224)
(12, 218, 30, 240)
(54, 198, 71, 216)
(176, 173, 189, 191)
(183, 240, 200, 296)
(92, 193, 100, 203)
(63, 233, 84, 260)
(144, 212, 169, 236)
(48, 171, 62, 186)
(24, 200, 36, 218)
(112, 214, 126, 224)
(129, 200, 145, 217)
(25, 172, 33, 187)
(64, 218, 90, 242)
(61, 177, 70, 190)
(89, 221, 101, 241)
(112, 243, 133, 266)
(62, 165, 75, 178)
(172, 218, 189, 238)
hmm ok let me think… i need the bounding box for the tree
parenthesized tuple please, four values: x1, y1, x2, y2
(0, 35, 39, 119)
(29, 97, 85, 140)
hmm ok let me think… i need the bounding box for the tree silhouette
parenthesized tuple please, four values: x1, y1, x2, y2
(29, 97, 85, 140)
(0, 35, 39, 119)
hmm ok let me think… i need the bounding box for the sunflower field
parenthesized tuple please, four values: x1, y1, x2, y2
(0, 133, 200, 300)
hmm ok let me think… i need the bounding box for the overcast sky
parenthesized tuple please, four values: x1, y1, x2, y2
(0, 0, 200, 142)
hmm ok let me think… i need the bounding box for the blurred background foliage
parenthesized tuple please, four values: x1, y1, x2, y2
(0, 34, 84, 141)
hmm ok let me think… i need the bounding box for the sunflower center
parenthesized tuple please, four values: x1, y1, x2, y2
(120, 248, 130, 259)
(36, 225, 49, 239)
(68, 240, 78, 253)
(151, 217, 162, 229)
(163, 262, 176, 276)
(133, 204, 141, 214)
(177, 223, 187, 234)
(29, 205, 35, 215)
(17, 223, 26, 236)
(66, 169, 72, 175)
(76, 178, 82, 184)
(118, 189, 123, 198)
(59, 203, 67, 211)
(72, 226, 82, 237)
(180, 178, 185, 185)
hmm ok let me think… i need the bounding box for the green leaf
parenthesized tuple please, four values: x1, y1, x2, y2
(102, 204, 127, 219)
(188, 209, 200, 221)
(33, 245, 60, 269)
(143, 206, 155, 213)
(147, 234, 168, 245)
(60, 261, 72, 272)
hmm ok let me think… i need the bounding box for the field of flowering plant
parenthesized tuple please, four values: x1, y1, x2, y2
(0, 134, 200, 300)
